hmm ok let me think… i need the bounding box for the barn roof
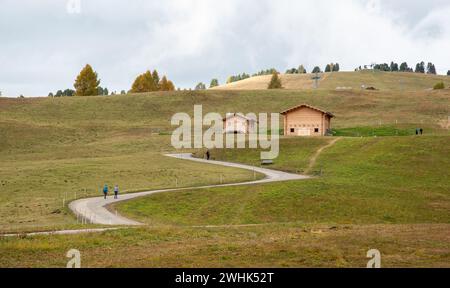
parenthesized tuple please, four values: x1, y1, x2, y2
(223, 113, 257, 122)
(280, 104, 335, 117)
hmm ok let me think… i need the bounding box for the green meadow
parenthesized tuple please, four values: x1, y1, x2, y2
(118, 136, 450, 226)
(0, 73, 449, 267)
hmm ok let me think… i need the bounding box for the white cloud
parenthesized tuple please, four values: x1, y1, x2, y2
(0, 0, 449, 96)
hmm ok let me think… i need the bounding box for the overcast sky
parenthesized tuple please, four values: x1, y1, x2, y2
(1, 0, 449, 96)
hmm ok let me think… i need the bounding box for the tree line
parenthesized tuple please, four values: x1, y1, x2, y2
(226, 73, 251, 84)
(48, 64, 176, 97)
(286, 63, 340, 74)
(355, 61, 439, 74)
(37, 61, 450, 98)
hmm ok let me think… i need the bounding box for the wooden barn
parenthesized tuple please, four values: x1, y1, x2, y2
(223, 113, 256, 134)
(281, 104, 334, 136)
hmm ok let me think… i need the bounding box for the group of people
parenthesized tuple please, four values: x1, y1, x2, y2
(103, 184, 119, 200)
(416, 128, 424, 135)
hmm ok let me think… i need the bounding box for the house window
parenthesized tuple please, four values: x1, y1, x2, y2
(314, 128, 319, 133)
(290, 128, 295, 133)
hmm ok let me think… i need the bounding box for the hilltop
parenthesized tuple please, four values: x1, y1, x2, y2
(211, 70, 449, 91)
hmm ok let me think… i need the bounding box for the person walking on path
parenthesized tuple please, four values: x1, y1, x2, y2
(420, 128, 423, 135)
(103, 184, 108, 199)
(114, 185, 119, 199)
(206, 150, 210, 160)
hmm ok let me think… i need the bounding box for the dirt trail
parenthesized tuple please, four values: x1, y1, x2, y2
(305, 137, 341, 174)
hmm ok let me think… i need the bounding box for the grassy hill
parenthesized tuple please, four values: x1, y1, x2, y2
(0, 88, 448, 231)
(0, 77, 449, 267)
(212, 70, 450, 91)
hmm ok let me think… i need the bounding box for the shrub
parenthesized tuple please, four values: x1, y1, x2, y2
(433, 82, 445, 90)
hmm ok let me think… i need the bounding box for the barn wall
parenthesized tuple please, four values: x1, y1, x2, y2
(224, 116, 249, 134)
(284, 107, 330, 136)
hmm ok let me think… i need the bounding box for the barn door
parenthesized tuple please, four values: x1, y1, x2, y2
(298, 128, 311, 136)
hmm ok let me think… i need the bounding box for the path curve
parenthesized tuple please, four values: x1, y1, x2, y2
(69, 154, 309, 226)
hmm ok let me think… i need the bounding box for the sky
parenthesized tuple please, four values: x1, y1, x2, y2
(0, 0, 449, 97)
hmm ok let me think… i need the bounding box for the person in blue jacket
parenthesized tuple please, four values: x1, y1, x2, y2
(103, 184, 108, 199)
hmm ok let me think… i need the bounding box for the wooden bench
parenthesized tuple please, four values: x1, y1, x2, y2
(261, 159, 274, 165)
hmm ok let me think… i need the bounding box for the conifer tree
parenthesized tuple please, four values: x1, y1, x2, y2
(167, 80, 175, 91)
(160, 76, 170, 91)
(298, 65, 306, 74)
(195, 82, 206, 90)
(152, 70, 160, 90)
(74, 64, 100, 96)
(333, 63, 340, 72)
(268, 72, 282, 89)
(209, 79, 219, 88)
(130, 70, 156, 93)
(426, 63, 437, 75)
(415, 62, 425, 73)
(312, 66, 321, 73)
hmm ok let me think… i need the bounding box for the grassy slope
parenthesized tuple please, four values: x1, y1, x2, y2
(1, 76, 450, 267)
(118, 136, 450, 226)
(0, 88, 449, 231)
(212, 70, 450, 91)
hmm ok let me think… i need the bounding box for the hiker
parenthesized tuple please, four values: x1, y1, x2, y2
(103, 184, 108, 199)
(420, 128, 423, 135)
(114, 185, 119, 199)
(416, 128, 419, 135)
(206, 150, 210, 160)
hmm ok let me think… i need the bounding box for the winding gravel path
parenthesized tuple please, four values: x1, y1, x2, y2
(69, 153, 309, 226)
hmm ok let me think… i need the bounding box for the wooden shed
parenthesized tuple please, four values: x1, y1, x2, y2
(223, 113, 256, 134)
(281, 104, 334, 136)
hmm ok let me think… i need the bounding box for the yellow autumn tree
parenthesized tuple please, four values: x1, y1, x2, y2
(130, 70, 156, 93)
(152, 70, 160, 90)
(130, 70, 176, 93)
(74, 64, 100, 96)
(167, 80, 175, 91)
(159, 76, 170, 91)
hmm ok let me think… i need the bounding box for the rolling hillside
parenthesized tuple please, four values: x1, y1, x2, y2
(0, 75, 449, 267)
(211, 70, 450, 91)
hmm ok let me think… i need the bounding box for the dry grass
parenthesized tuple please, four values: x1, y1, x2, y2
(211, 71, 449, 91)
(0, 224, 448, 267)
(211, 73, 326, 90)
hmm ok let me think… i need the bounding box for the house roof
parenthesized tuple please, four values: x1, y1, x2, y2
(280, 104, 335, 118)
(223, 113, 257, 122)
